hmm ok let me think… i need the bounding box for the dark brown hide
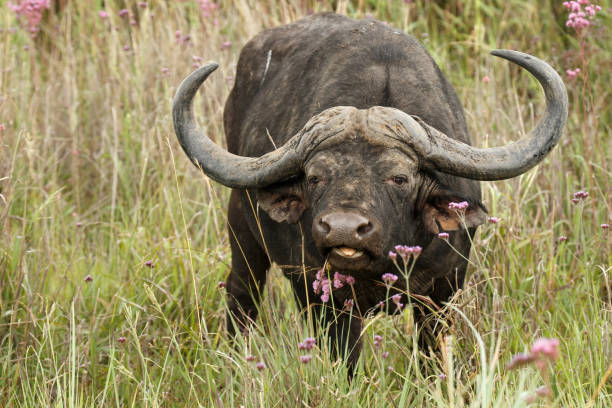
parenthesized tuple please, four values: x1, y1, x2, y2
(172, 13, 565, 372)
(222, 13, 484, 370)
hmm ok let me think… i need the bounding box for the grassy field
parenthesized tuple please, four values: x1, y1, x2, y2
(1, 0, 611, 406)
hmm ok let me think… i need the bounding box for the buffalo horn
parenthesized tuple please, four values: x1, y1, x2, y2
(403, 49, 568, 180)
(172, 63, 302, 188)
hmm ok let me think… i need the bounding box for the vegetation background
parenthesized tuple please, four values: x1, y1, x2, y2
(0, 0, 610, 406)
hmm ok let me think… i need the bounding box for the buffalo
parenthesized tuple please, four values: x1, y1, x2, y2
(173, 13, 567, 370)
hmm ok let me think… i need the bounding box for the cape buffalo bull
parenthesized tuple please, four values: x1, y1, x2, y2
(173, 13, 567, 369)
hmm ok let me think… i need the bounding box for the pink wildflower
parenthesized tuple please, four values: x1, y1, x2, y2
(381, 273, 398, 286)
(118, 9, 129, 17)
(300, 355, 312, 364)
(0, 124, 5, 131)
(333, 272, 346, 289)
(10, 0, 51, 33)
(439, 373, 447, 380)
(84, 274, 93, 282)
(197, 0, 218, 18)
(138, 2, 148, 7)
(558, 236, 567, 242)
(320, 287, 330, 302)
(566, 68, 581, 79)
(391, 294, 404, 310)
(530, 338, 560, 360)
(448, 201, 469, 210)
(343, 299, 354, 311)
(388, 250, 397, 261)
(373, 334, 383, 349)
(600, 223, 609, 230)
(382, 351, 389, 358)
(299, 337, 316, 351)
(144, 260, 154, 268)
(217, 281, 226, 289)
(482, 75, 490, 83)
(161, 67, 169, 74)
(256, 361, 266, 371)
(118, 336, 127, 343)
(573, 190, 589, 200)
(98, 10, 109, 19)
(563, 0, 602, 32)
(221, 40, 232, 50)
(438, 232, 449, 239)
(506, 352, 535, 369)
(508, 338, 561, 371)
(487, 216, 500, 224)
(394, 245, 422, 259)
(246, 354, 255, 362)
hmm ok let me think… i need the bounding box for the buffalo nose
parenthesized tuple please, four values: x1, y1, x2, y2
(314, 212, 376, 244)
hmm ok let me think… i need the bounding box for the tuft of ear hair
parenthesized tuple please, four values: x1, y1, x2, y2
(256, 183, 306, 224)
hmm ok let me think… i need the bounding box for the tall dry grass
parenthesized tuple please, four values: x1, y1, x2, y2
(1, 0, 610, 406)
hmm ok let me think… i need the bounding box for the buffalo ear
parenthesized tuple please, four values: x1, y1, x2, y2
(423, 196, 487, 234)
(256, 181, 307, 224)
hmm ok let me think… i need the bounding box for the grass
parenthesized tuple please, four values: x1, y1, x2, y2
(0, 0, 610, 406)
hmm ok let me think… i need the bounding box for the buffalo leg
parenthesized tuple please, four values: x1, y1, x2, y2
(225, 190, 270, 336)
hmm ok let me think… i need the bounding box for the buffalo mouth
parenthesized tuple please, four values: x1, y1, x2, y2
(326, 246, 371, 270)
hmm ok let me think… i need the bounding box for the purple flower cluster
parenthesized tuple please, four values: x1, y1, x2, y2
(298, 337, 316, 364)
(9, 0, 50, 34)
(299, 355, 312, 364)
(390, 245, 422, 260)
(197, 0, 218, 18)
(391, 294, 403, 311)
(507, 337, 561, 370)
(563, 0, 602, 31)
(298, 337, 316, 351)
(374, 334, 383, 349)
(437, 232, 450, 239)
(572, 190, 589, 202)
(381, 273, 398, 286)
(174, 30, 191, 45)
(487, 216, 500, 224)
(312, 270, 354, 303)
(448, 201, 469, 210)
(566, 68, 581, 79)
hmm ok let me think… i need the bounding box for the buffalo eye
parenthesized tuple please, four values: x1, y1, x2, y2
(307, 175, 320, 186)
(387, 175, 408, 186)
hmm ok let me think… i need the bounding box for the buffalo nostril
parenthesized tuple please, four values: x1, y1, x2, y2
(357, 222, 372, 237)
(319, 219, 331, 235)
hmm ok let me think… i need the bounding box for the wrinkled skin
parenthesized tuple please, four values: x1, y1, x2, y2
(223, 13, 487, 370)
